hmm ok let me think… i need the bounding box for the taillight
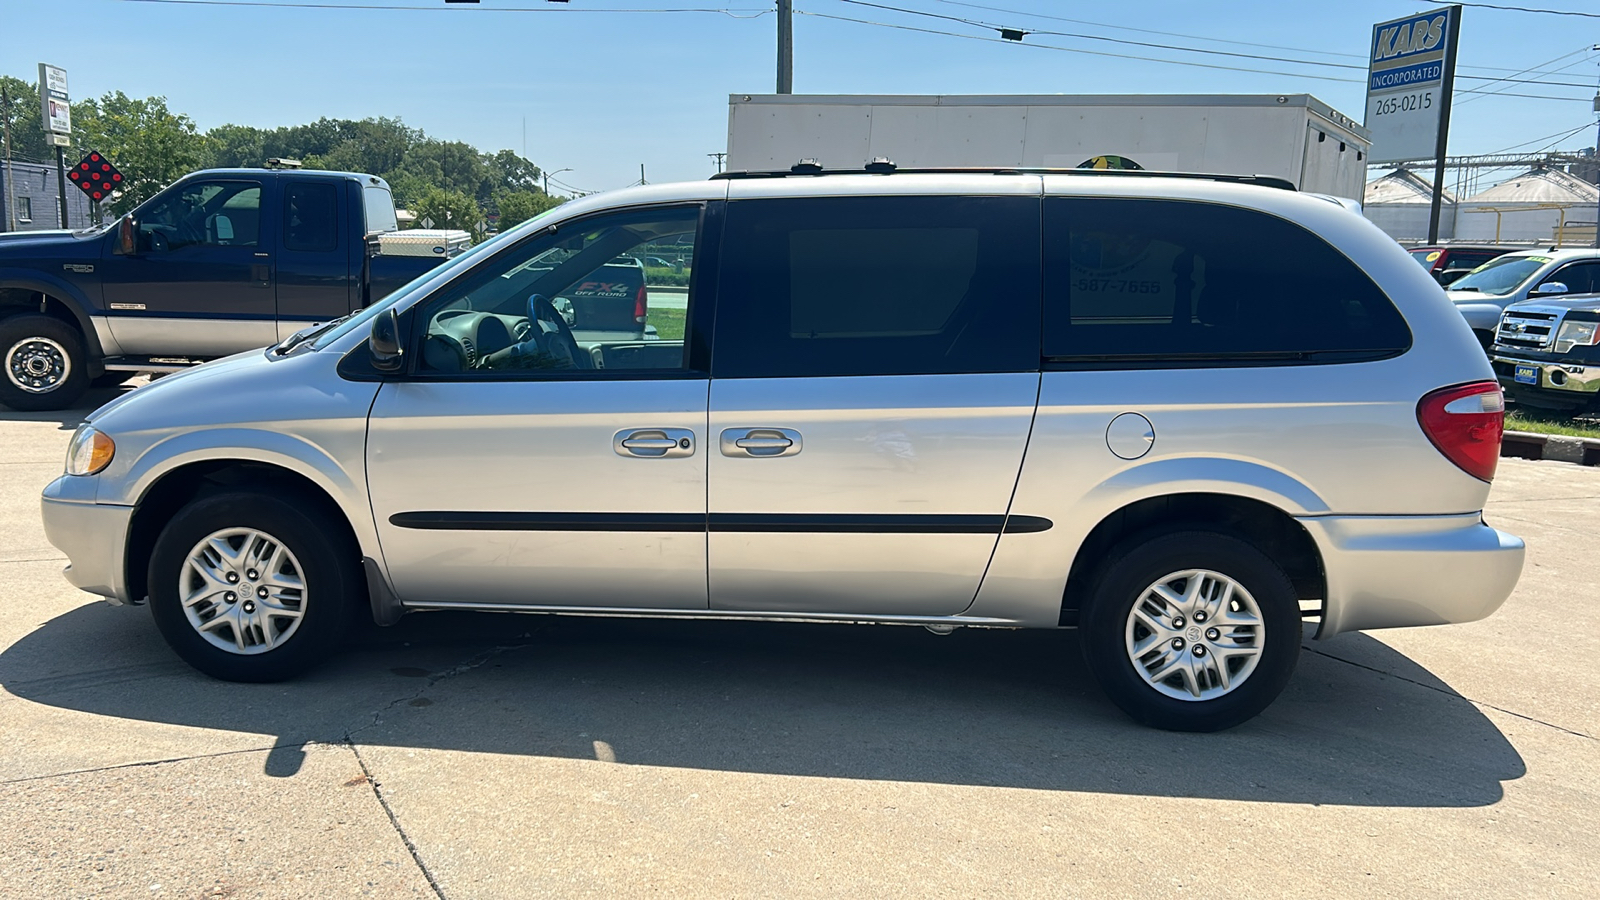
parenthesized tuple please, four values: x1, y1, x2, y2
(634, 284, 648, 324)
(1417, 381, 1504, 483)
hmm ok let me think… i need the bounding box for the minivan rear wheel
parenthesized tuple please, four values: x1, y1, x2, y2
(1081, 530, 1300, 732)
(148, 490, 359, 682)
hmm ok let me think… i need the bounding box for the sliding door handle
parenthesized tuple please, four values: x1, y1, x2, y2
(720, 427, 802, 458)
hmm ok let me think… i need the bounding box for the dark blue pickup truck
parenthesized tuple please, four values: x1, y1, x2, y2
(0, 168, 457, 410)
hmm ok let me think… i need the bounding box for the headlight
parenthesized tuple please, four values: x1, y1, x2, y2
(1554, 319, 1599, 352)
(65, 425, 115, 476)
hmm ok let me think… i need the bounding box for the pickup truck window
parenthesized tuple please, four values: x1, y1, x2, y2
(138, 180, 261, 251)
(284, 182, 338, 252)
(364, 185, 398, 236)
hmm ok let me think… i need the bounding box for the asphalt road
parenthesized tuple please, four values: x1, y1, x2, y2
(1, 382, 1596, 898)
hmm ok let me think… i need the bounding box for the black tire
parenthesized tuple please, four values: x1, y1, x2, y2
(1080, 530, 1301, 732)
(0, 313, 89, 411)
(148, 490, 360, 682)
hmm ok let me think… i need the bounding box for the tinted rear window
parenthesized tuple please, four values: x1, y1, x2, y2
(714, 196, 1040, 378)
(1043, 198, 1410, 363)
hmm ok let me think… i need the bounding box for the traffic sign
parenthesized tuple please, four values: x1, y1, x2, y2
(68, 152, 124, 203)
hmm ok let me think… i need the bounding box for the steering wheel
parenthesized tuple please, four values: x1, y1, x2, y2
(528, 294, 593, 370)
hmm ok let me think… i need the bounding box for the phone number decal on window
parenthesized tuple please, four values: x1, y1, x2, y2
(1075, 278, 1165, 294)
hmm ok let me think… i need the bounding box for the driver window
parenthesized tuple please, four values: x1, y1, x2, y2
(137, 181, 261, 251)
(416, 206, 699, 375)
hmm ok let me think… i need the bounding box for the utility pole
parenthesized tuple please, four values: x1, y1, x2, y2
(777, 0, 793, 94)
(1593, 87, 1599, 249)
(708, 151, 726, 173)
(640, 163, 646, 185)
(2, 84, 13, 233)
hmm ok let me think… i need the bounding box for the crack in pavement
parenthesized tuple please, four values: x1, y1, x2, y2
(1303, 643, 1594, 740)
(345, 642, 532, 743)
(346, 741, 448, 900)
(339, 642, 539, 900)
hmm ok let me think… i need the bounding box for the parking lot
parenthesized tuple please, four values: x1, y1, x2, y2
(0, 381, 1596, 898)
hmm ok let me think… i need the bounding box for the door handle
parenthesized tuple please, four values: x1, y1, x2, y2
(613, 428, 695, 458)
(720, 428, 803, 458)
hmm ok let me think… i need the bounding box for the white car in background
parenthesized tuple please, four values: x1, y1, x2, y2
(1447, 249, 1600, 348)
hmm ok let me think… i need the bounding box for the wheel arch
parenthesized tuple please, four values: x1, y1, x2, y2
(124, 459, 367, 609)
(1058, 492, 1326, 626)
(0, 271, 105, 361)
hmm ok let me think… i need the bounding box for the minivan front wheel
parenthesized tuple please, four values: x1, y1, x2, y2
(1082, 531, 1301, 732)
(148, 491, 358, 682)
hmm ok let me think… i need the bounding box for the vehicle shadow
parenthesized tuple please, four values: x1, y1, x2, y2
(0, 602, 1524, 807)
(0, 381, 142, 428)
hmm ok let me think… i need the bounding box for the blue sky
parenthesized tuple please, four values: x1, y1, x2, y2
(1, 0, 1596, 193)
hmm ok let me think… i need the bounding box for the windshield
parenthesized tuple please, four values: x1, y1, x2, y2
(1448, 255, 1548, 296)
(1409, 248, 1441, 269)
(310, 204, 566, 350)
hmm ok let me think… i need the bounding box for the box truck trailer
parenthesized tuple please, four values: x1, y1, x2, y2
(726, 93, 1371, 199)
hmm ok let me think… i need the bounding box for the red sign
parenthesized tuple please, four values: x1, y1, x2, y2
(67, 152, 124, 203)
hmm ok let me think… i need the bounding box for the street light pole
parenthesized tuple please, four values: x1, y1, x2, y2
(777, 0, 793, 94)
(543, 167, 572, 196)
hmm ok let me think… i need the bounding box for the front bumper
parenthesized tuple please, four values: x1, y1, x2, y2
(1492, 354, 1600, 399)
(41, 475, 135, 605)
(1298, 513, 1524, 638)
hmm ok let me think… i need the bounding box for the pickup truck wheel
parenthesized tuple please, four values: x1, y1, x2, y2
(1081, 530, 1301, 732)
(148, 491, 359, 682)
(0, 314, 89, 411)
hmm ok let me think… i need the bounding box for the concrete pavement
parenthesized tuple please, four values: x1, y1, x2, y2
(1, 382, 1596, 898)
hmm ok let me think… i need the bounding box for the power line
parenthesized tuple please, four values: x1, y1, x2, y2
(115, 0, 772, 14)
(922, 0, 1596, 77)
(1485, 122, 1594, 155)
(828, 0, 1600, 88)
(1454, 47, 1595, 106)
(802, 9, 1597, 101)
(1455, 2, 1600, 19)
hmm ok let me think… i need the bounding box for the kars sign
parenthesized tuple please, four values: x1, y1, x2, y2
(38, 63, 70, 136)
(1364, 6, 1460, 165)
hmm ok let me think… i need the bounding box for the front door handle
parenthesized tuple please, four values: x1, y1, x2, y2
(614, 428, 695, 458)
(720, 427, 803, 458)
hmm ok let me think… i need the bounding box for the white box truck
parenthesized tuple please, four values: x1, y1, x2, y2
(726, 93, 1371, 199)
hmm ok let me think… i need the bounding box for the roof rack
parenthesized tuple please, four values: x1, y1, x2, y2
(712, 163, 1297, 192)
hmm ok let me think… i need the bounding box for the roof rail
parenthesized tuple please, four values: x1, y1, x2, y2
(712, 165, 1297, 191)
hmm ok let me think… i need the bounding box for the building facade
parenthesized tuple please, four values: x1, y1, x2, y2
(0, 159, 98, 233)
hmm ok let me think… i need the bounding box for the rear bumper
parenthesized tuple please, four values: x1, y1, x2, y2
(40, 476, 135, 605)
(1298, 513, 1524, 638)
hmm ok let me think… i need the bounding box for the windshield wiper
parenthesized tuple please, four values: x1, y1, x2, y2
(274, 309, 360, 355)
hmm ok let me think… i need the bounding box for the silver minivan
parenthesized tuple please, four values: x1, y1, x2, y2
(41, 169, 1525, 731)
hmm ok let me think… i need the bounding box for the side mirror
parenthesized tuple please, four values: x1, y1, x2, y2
(1530, 281, 1569, 297)
(370, 308, 404, 372)
(114, 215, 136, 256)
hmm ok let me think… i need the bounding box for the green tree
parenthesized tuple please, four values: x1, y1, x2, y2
(0, 77, 50, 164)
(487, 149, 542, 195)
(411, 186, 483, 238)
(205, 123, 267, 168)
(73, 92, 208, 214)
(494, 189, 562, 231)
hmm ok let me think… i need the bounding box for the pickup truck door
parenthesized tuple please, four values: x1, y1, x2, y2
(275, 179, 356, 341)
(706, 192, 1043, 618)
(100, 177, 277, 358)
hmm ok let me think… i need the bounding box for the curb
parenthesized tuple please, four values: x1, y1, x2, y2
(1501, 430, 1600, 466)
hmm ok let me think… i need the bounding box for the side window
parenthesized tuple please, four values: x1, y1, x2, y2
(1549, 262, 1600, 295)
(713, 196, 1040, 378)
(284, 182, 338, 252)
(415, 206, 700, 376)
(1043, 198, 1410, 362)
(137, 181, 261, 251)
